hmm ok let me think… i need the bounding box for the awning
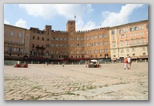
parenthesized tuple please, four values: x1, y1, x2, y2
(139, 55, 148, 59)
(131, 56, 138, 59)
(69, 58, 91, 61)
(91, 60, 98, 62)
(112, 58, 117, 60)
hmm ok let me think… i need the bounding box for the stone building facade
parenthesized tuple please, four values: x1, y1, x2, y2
(4, 20, 148, 62)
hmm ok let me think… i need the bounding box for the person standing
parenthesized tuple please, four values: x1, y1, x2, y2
(127, 56, 132, 69)
(124, 57, 128, 70)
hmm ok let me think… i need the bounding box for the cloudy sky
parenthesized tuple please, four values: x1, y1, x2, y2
(4, 4, 148, 31)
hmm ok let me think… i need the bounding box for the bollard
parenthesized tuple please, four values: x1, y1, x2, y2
(72, 62, 73, 65)
(79, 62, 80, 65)
(58, 62, 59, 65)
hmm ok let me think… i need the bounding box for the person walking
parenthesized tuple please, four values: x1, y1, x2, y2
(124, 57, 128, 70)
(127, 56, 132, 69)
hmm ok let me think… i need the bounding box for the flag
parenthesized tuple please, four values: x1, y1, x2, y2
(74, 15, 76, 19)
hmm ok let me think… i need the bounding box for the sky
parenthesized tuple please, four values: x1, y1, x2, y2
(4, 4, 148, 31)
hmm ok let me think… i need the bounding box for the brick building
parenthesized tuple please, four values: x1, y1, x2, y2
(4, 20, 148, 63)
(109, 20, 148, 61)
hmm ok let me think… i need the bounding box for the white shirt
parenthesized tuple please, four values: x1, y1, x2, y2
(127, 58, 131, 63)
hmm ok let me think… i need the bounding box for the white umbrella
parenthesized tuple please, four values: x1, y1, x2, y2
(91, 60, 98, 62)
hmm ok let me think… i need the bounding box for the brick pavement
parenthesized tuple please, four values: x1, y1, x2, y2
(4, 62, 148, 100)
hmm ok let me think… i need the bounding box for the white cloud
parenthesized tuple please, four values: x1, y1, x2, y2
(18, 4, 144, 31)
(76, 20, 96, 31)
(15, 19, 27, 28)
(19, 4, 94, 31)
(4, 20, 10, 24)
(19, 4, 93, 20)
(101, 4, 144, 27)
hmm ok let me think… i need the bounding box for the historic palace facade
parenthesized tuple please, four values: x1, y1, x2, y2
(4, 20, 148, 62)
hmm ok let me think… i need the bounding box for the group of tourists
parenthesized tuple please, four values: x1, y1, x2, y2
(124, 56, 132, 70)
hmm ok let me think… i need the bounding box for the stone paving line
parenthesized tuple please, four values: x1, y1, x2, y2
(4, 62, 148, 100)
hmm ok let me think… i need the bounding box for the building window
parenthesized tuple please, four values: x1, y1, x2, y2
(100, 49, 102, 53)
(60, 38, 63, 40)
(32, 44, 35, 48)
(56, 37, 58, 40)
(47, 38, 49, 41)
(86, 37, 89, 40)
(104, 49, 108, 52)
(104, 34, 108, 37)
(130, 27, 133, 32)
(77, 51, 80, 54)
(94, 35, 97, 39)
(112, 43, 116, 47)
(42, 37, 44, 41)
(51, 44, 54, 47)
(77, 38, 79, 40)
(127, 48, 129, 52)
(132, 48, 135, 52)
(71, 32, 73, 35)
(76, 44, 79, 47)
(121, 49, 124, 53)
(9, 47, 12, 52)
(104, 42, 108, 45)
(99, 42, 102, 46)
(119, 29, 122, 34)
(113, 50, 115, 53)
(112, 36, 115, 40)
(133, 53, 135, 56)
(81, 37, 84, 40)
(46, 44, 50, 48)
(56, 44, 59, 47)
(95, 50, 98, 53)
(143, 53, 146, 55)
(10, 38, 13, 44)
(52, 37, 55, 40)
(10, 32, 14, 36)
(64, 38, 67, 41)
(70, 51, 73, 54)
(140, 25, 143, 30)
(18, 33, 22, 37)
(81, 44, 84, 47)
(26, 34, 29, 39)
(70, 38, 73, 40)
(37, 37, 39, 40)
(18, 40, 21, 44)
(136, 39, 139, 44)
(142, 38, 145, 44)
(134, 26, 138, 31)
(90, 36, 93, 39)
(33, 36, 35, 40)
(111, 30, 115, 35)
(70, 44, 74, 47)
(26, 41, 28, 45)
(64, 44, 67, 47)
(60, 44, 63, 47)
(98, 34, 102, 38)
(140, 32, 144, 36)
(146, 24, 148, 29)
(120, 41, 124, 46)
(46, 51, 49, 56)
(125, 40, 129, 46)
(126, 34, 128, 38)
